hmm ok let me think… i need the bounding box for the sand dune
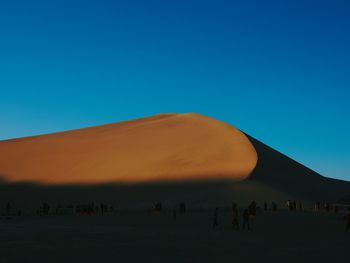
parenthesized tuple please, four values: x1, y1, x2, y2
(1, 113, 349, 207)
(0, 113, 257, 184)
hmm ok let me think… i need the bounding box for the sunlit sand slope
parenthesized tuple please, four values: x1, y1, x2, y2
(0, 113, 257, 184)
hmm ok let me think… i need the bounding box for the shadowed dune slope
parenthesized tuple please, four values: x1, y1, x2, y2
(0, 113, 257, 184)
(246, 135, 350, 202)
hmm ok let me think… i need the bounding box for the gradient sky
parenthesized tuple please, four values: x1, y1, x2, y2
(0, 0, 349, 181)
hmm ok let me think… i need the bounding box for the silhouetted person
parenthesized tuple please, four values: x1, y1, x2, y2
(213, 208, 219, 228)
(232, 208, 239, 230)
(100, 203, 104, 215)
(334, 206, 339, 214)
(272, 202, 278, 212)
(232, 202, 237, 212)
(264, 202, 268, 211)
(179, 203, 186, 214)
(345, 213, 350, 233)
(154, 202, 162, 212)
(248, 201, 257, 217)
(242, 208, 250, 230)
(43, 202, 50, 215)
(298, 202, 303, 211)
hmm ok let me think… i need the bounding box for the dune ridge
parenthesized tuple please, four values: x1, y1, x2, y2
(0, 113, 258, 184)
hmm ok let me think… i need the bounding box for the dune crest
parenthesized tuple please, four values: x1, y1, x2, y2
(0, 113, 257, 184)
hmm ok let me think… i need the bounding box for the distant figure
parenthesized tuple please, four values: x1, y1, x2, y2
(213, 208, 219, 228)
(242, 208, 250, 230)
(248, 201, 257, 217)
(298, 201, 303, 211)
(232, 208, 239, 230)
(43, 202, 50, 215)
(286, 200, 291, 211)
(232, 202, 238, 212)
(334, 206, 339, 214)
(100, 203, 104, 215)
(272, 202, 278, 212)
(264, 202, 268, 211)
(179, 203, 186, 214)
(154, 202, 162, 213)
(345, 213, 350, 233)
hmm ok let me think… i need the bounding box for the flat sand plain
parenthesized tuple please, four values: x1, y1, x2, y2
(1, 208, 349, 263)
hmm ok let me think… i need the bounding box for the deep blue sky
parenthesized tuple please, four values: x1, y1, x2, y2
(0, 0, 349, 181)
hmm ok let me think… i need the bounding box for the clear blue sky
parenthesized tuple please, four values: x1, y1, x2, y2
(0, 0, 349, 181)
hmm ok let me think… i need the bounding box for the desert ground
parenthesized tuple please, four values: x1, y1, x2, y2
(1, 113, 350, 262)
(1, 206, 349, 263)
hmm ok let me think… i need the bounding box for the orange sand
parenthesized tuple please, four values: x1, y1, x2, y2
(0, 113, 257, 184)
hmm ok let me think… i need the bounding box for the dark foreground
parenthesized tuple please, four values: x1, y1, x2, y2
(0, 209, 349, 263)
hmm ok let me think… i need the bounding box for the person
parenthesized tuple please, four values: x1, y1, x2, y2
(232, 207, 239, 230)
(213, 208, 219, 228)
(242, 208, 250, 230)
(298, 201, 303, 211)
(272, 202, 278, 212)
(232, 202, 237, 212)
(264, 201, 268, 211)
(179, 203, 186, 214)
(334, 206, 339, 214)
(286, 200, 291, 211)
(248, 201, 257, 217)
(345, 213, 350, 233)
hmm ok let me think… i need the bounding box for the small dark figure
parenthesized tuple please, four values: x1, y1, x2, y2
(264, 202, 268, 211)
(43, 202, 50, 215)
(100, 203, 104, 215)
(334, 206, 339, 214)
(242, 208, 250, 230)
(345, 213, 350, 233)
(17, 210, 22, 216)
(179, 203, 186, 214)
(154, 202, 162, 212)
(298, 202, 303, 211)
(213, 208, 219, 228)
(325, 203, 330, 212)
(232, 208, 239, 230)
(248, 201, 257, 217)
(232, 202, 238, 212)
(272, 202, 278, 212)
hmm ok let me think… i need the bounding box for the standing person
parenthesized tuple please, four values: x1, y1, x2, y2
(213, 208, 219, 228)
(232, 207, 239, 230)
(242, 208, 250, 231)
(345, 213, 350, 233)
(264, 201, 268, 211)
(298, 201, 303, 211)
(272, 202, 277, 212)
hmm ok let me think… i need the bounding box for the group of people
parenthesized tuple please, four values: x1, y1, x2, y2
(286, 200, 303, 211)
(2, 200, 350, 232)
(213, 201, 258, 231)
